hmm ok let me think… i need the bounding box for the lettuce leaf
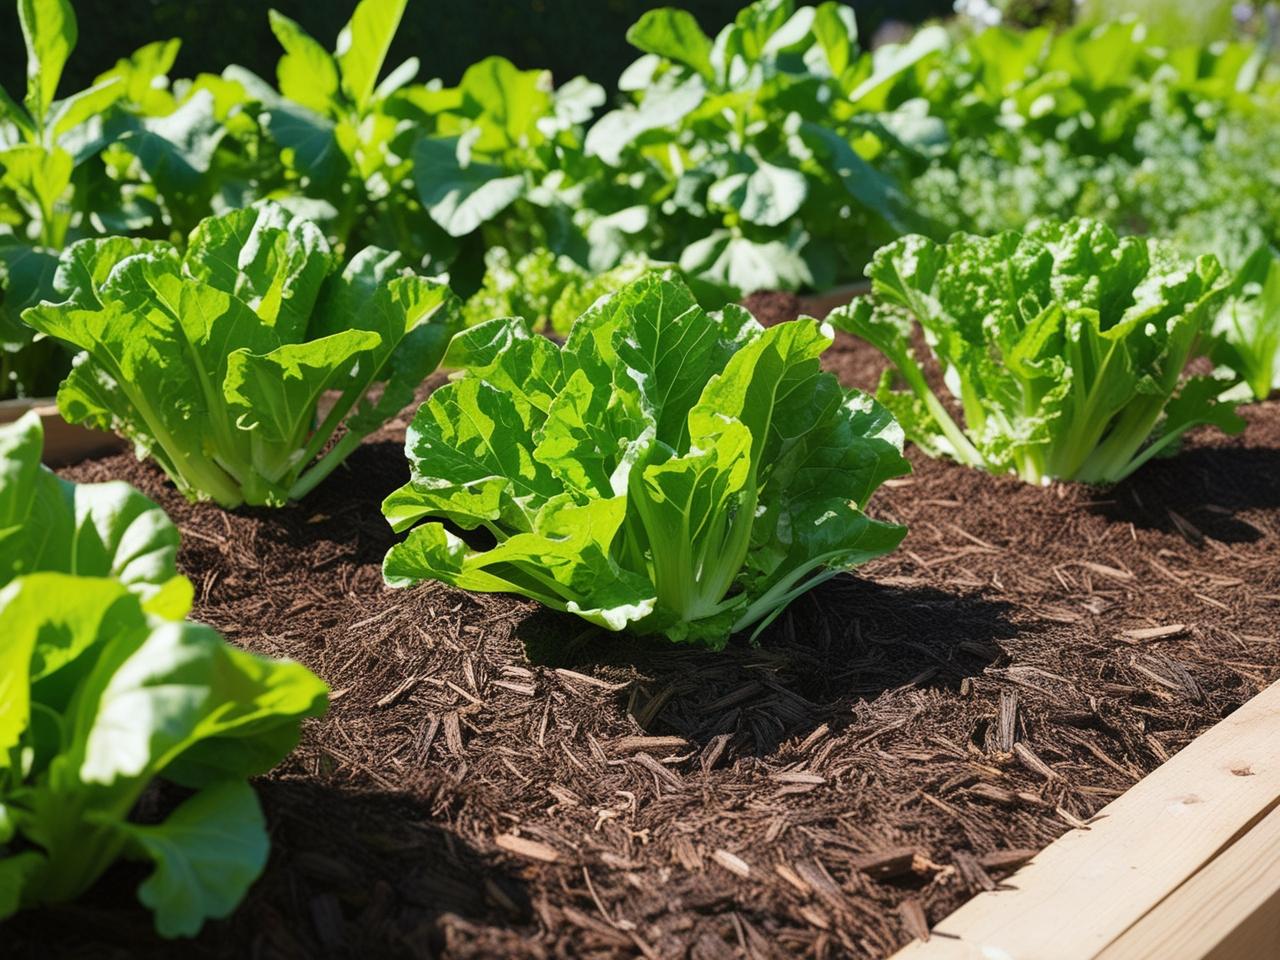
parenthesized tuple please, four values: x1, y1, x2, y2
(0, 410, 187, 613)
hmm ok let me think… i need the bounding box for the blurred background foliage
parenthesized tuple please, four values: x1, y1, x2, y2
(0, 0, 953, 94)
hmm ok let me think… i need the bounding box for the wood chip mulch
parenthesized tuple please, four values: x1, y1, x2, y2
(15, 314, 1280, 960)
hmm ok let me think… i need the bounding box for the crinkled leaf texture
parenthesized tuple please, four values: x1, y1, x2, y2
(384, 273, 908, 648)
(24, 202, 460, 508)
(0, 572, 328, 937)
(0, 411, 188, 614)
(829, 218, 1244, 485)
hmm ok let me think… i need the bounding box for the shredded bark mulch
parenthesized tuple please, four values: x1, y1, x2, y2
(12, 312, 1280, 959)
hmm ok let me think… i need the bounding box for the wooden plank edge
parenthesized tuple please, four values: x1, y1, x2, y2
(890, 680, 1280, 960)
(1097, 800, 1280, 960)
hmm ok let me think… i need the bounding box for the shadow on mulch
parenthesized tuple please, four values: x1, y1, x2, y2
(519, 575, 1016, 758)
(1090, 445, 1280, 544)
(5, 779, 529, 960)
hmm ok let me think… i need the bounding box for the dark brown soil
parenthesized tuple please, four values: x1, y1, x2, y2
(11, 326, 1280, 959)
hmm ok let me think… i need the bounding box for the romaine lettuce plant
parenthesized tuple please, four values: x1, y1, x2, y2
(0, 571, 328, 936)
(24, 202, 460, 508)
(1211, 245, 1280, 401)
(0, 410, 188, 612)
(831, 218, 1244, 485)
(383, 273, 908, 647)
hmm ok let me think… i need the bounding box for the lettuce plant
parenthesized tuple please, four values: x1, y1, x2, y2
(25, 202, 460, 508)
(0, 410, 329, 935)
(1210, 245, 1280, 400)
(0, 409, 186, 611)
(383, 273, 908, 647)
(0, 572, 328, 936)
(831, 219, 1244, 485)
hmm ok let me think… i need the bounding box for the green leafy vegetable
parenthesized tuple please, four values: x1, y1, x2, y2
(0, 571, 327, 936)
(462, 247, 679, 335)
(1210, 245, 1280, 400)
(24, 202, 460, 508)
(581, 0, 943, 297)
(384, 272, 908, 647)
(830, 218, 1244, 484)
(0, 409, 188, 613)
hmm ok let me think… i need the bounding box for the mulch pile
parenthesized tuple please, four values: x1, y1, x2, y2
(11, 295, 1280, 959)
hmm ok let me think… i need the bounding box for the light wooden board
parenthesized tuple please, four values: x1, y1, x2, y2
(1097, 802, 1280, 960)
(0, 400, 122, 466)
(891, 680, 1280, 960)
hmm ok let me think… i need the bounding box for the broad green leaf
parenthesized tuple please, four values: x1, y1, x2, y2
(627, 8, 714, 79)
(185, 203, 333, 337)
(809, 2, 857, 78)
(383, 378, 559, 533)
(121, 780, 268, 939)
(54, 236, 167, 308)
(72, 616, 327, 788)
(0, 145, 73, 219)
(263, 103, 343, 189)
(584, 79, 705, 166)
(111, 90, 226, 197)
(456, 57, 552, 152)
(224, 330, 380, 448)
(335, 0, 408, 111)
(269, 10, 339, 116)
(93, 39, 180, 114)
(19, 0, 77, 123)
(48, 77, 123, 142)
(385, 496, 656, 631)
(413, 136, 524, 237)
(800, 123, 911, 231)
(444, 317, 564, 414)
(0, 575, 139, 762)
(679, 229, 813, 297)
(707, 157, 807, 227)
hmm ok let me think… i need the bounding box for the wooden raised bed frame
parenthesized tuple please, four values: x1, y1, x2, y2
(0, 397, 122, 466)
(893, 680, 1280, 960)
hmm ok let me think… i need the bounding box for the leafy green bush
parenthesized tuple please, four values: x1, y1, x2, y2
(0, 411, 329, 936)
(383, 272, 908, 647)
(25, 202, 460, 508)
(403, 57, 605, 257)
(831, 219, 1244, 484)
(580, 0, 946, 297)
